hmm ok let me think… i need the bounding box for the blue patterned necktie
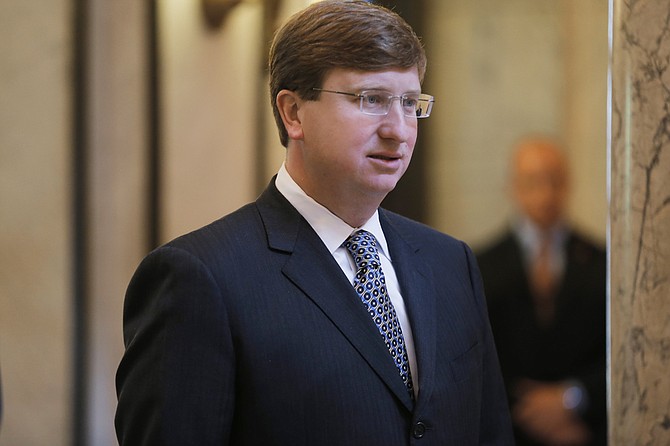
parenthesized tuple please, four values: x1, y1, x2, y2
(344, 229, 414, 395)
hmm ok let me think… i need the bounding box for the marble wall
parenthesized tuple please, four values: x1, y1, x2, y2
(609, 0, 670, 444)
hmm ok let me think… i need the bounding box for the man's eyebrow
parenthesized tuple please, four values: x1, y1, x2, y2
(355, 87, 423, 94)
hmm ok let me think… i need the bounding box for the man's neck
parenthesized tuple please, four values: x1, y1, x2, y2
(283, 164, 383, 228)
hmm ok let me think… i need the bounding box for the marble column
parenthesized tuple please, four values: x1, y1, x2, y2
(609, 0, 670, 444)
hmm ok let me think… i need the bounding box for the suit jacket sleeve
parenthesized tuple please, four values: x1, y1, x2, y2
(115, 245, 235, 445)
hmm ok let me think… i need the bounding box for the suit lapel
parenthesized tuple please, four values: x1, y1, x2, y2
(380, 211, 437, 409)
(256, 183, 414, 410)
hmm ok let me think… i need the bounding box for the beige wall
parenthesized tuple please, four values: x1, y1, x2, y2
(0, 1, 73, 445)
(561, 0, 609, 243)
(423, 0, 608, 247)
(160, 0, 263, 241)
(86, 1, 149, 444)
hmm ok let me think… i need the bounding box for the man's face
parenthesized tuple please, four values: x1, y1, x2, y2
(287, 67, 420, 216)
(512, 142, 569, 230)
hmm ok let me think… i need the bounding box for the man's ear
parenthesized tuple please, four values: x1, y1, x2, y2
(276, 90, 304, 141)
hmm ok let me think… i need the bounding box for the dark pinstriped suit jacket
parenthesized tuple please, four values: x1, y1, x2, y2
(115, 179, 513, 445)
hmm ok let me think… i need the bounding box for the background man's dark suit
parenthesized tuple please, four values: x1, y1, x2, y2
(115, 181, 512, 445)
(476, 229, 607, 445)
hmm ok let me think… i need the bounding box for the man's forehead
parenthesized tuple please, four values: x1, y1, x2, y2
(323, 67, 422, 91)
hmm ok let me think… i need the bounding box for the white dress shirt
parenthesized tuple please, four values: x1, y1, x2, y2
(514, 216, 567, 279)
(275, 163, 418, 394)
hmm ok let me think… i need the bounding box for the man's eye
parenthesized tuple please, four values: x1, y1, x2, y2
(364, 94, 384, 105)
(403, 97, 418, 108)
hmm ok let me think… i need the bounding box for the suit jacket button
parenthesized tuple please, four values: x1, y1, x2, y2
(412, 421, 426, 439)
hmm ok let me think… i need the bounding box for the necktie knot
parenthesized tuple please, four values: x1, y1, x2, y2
(344, 230, 382, 270)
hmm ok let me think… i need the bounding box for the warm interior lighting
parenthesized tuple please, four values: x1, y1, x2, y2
(202, 0, 243, 28)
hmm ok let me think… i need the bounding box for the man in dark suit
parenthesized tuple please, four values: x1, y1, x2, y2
(115, 2, 513, 444)
(476, 136, 607, 445)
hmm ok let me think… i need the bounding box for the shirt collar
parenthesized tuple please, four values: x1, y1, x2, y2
(513, 216, 567, 258)
(275, 163, 391, 259)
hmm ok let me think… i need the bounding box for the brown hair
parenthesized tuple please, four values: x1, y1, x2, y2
(268, 0, 427, 147)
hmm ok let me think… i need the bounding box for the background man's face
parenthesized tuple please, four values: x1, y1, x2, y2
(512, 142, 569, 230)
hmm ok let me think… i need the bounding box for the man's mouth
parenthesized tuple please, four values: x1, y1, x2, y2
(369, 154, 401, 161)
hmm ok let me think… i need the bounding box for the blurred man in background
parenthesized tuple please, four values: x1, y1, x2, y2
(476, 135, 607, 445)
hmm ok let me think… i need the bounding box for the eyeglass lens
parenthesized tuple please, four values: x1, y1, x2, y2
(360, 91, 433, 118)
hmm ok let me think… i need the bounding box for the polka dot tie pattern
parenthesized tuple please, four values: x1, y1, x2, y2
(344, 229, 414, 396)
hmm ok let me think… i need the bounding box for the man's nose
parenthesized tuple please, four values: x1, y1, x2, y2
(379, 99, 415, 142)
